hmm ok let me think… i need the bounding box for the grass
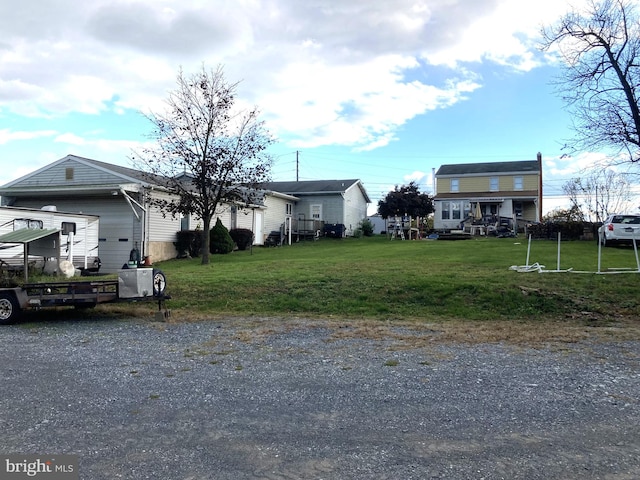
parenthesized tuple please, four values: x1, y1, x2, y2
(156, 235, 640, 324)
(21, 234, 640, 344)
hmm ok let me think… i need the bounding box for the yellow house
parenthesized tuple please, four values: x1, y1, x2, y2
(433, 154, 542, 232)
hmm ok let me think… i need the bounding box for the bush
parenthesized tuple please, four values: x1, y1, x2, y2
(210, 218, 235, 254)
(175, 230, 204, 258)
(229, 228, 254, 251)
(359, 218, 375, 237)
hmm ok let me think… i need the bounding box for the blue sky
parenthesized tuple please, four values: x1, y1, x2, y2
(0, 0, 627, 215)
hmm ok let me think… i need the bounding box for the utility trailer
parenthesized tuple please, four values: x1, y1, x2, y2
(0, 267, 169, 325)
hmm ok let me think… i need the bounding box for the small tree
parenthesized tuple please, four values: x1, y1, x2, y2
(134, 65, 274, 265)
(210, 218, 235, 254)
(377, 182, 433, 219)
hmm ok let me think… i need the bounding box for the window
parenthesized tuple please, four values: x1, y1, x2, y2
(463, 202, 471, 218)
(311, 204, 322, 220)
(514, 202, 523, 216)
(490, 177, 499, 191)
(450, 178, 459, 193)
(14, 218, 43, 230)
(286, 203, 292, 215)
(514, 176, 523, 190)
(451, 202, 461, 220)
(65, 167, 74, 180)
(231, 205, 238, 230)
(441, 202, 451, 220)
(61, 222, 76, 235)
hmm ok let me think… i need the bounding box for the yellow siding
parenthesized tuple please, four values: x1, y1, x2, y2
(438, 174, 539, 194)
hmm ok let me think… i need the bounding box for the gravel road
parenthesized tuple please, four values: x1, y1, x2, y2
(1, 316, 639, 479)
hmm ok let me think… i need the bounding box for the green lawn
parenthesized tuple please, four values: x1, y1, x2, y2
(156, 235, 640, 323)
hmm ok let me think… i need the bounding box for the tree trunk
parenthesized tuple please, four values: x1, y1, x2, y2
(201, 216, 211, 265)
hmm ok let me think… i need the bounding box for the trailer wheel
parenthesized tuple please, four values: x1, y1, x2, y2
(152, 269, 167, 297)
(0, 293, 21, 325)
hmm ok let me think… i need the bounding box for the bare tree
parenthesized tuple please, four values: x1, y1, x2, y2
(562, 168, 632, 221)
(134, 65, 274, 265)
(541, 0, 640, 163)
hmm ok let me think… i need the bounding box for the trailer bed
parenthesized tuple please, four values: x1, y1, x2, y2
(22, 280, 120, 308)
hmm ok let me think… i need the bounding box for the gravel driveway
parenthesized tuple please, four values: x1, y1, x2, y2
(1, 316, 639, 479)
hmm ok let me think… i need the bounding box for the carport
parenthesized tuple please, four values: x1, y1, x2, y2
(0, 228, 60, 282)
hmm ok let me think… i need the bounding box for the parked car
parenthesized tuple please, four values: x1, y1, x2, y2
(598, 214, 640, 246)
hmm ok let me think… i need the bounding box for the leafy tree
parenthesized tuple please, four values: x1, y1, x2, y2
(377, 182, 433, 219)
(134, 65, 274, 265)
(562, 168, 631, 221)
(541, 0, 640, 163)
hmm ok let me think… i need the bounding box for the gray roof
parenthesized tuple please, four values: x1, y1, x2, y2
(263, 179, 370, 202)
(74, 155, 167, 185)
(436, 160, 540, 176)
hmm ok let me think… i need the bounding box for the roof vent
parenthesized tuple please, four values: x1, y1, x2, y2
(41, 205, 57, 212)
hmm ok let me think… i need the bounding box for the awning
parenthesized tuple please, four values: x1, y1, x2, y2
(0, 228, 60, 282)
(0, 228, 60, 244)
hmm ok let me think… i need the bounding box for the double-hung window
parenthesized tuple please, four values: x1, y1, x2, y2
(514, 176, 523, 190)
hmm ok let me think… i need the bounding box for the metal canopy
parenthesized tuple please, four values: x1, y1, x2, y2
(0, 228, 60, 244)
(0, 228, 60, 282)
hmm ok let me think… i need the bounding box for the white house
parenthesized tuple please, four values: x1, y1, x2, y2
(0, 155, 372, 269)
(0, 155, 181, 272)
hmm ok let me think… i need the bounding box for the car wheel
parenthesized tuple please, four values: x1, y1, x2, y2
(0, 293, 21, 325)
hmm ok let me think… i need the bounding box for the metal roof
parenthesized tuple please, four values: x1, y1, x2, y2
(0, 228, 60, 244)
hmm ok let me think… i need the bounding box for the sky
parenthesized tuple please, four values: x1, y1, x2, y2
(0, 0, 635, 215)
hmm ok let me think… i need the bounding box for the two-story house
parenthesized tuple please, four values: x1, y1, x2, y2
(433, 154, 542, 232)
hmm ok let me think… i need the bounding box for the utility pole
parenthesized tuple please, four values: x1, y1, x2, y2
(296, 151, 299, 181)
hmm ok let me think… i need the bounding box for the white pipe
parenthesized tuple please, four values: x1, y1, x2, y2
(597, 231, 602, 274)
(633, 230, 639, 272)
(557, 232, 561, 271)
(526, 234, 531, 267)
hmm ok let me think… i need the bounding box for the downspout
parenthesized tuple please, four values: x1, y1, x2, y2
(120, 187, 149, 258)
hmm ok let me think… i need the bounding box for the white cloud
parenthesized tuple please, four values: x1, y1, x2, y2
(0, 129, 57, 145)
(0, 0, 573, 151)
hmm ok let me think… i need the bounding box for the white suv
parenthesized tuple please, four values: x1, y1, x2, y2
(598, 214, 640, 246)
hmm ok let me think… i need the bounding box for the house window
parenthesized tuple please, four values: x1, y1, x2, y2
(441, 202, 450, 220)
(231, 205, 238, 230)
(286, 203, 292, 215)
(514, 202, 523, 216)
(61, 222, 76, 235)
(450, 178, 459, 193)
(514, 176, 523, 190)
(311, 204, 322, 220)
(65, 167, 74, 180)
(463, 202, 471, 218)
(451, 202, 461, 220)
(490, 177, 499, 191)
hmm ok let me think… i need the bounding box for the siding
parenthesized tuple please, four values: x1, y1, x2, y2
(438, 174, 539, 194)
(13, 157, 128, 188)
(263, 195, 289, 237)
(343, 184, 368, 234)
